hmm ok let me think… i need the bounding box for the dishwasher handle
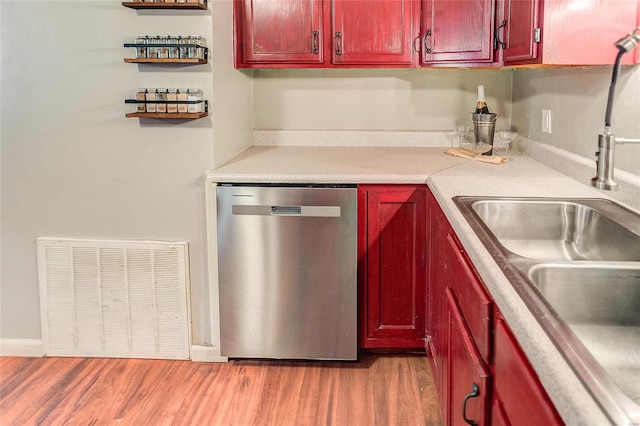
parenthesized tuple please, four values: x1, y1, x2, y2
(232, 205, 341, 217)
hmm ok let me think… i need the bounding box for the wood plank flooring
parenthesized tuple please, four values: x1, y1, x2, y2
(0, 354, 442, 426)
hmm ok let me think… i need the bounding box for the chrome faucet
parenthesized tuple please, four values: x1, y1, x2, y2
(591, 28, 640, 191)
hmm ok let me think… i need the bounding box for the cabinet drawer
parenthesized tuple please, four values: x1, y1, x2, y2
(445, 233, 492, 363)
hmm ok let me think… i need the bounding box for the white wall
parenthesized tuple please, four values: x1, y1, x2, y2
(2, 1, 637, 348)
(512, 66, 640, 175)
(0, 1, 215, 345)
(211, 0, 253, 168)
(253, 68, 514, 132)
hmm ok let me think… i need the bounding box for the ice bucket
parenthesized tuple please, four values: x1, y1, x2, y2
(472, 113, 497, 156)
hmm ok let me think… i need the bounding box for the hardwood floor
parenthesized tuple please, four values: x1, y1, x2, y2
(0, 354, 442, 426)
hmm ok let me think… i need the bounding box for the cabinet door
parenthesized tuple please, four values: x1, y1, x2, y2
(359, 185, 426, 348)
(422, 0, 495, 63)
(503, 0, 639, 65)
(332, 0, 417, 65)
(502, 0, 540, 63)
(235, 0, 323, 66)
(447, 288, 490, 426)
(493, 315, 563, 425)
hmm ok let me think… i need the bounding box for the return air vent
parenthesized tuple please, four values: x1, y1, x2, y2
(37, 238, 190, 359)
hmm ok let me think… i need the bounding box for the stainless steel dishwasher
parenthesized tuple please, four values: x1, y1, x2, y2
(216, 184, 358, 360)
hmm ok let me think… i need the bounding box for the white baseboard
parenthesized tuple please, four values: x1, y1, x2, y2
(0, 339, 44, 357)
(0, 340, 228, 362)
(190, 345, 228, 363)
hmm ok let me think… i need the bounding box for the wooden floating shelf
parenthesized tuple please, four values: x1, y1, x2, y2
(126, 112, 208, 119)
(124, 58, 207, 64)
(122, 2, 207, 10)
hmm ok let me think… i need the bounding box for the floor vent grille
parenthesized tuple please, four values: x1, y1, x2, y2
(37, 238, 190, 359)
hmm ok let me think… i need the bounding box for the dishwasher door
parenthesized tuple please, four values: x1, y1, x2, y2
(216, 184, 358, 360)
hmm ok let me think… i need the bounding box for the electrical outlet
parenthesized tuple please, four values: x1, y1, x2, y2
(542, 109, 552, 133)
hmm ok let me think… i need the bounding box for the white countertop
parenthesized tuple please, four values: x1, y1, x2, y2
(208, 146, 467, 183)
(208, 144, 637, 425)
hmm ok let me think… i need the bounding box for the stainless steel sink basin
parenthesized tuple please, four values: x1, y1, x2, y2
(453, 196, 640, 424)
(470, 199, 640, 261)
(530, 263, 640, 407)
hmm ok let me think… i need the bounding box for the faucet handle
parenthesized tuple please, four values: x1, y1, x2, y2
(616, 28, 640, 52)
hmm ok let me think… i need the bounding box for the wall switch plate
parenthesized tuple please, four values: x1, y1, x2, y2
(542, 109, 552, 133)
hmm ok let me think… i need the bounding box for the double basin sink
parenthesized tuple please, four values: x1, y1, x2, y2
(453, 197, 640, 425)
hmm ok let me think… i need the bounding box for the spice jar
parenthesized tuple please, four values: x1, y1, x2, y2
(136, 88, 147, 113)
(187, 88, 204, 113)
(145, 88, 157, 113)
(179, 35, 190, 59)
(158, 35, 169, 59)
(156, 89, 168, 113)
(195, 36, 206, 60)
(167, 89, 178, 113)
(168, 36, 179, 59)
(147, 35, 159, 59)
(135, 35, 147, 59)
(188, 35, 199, 59)
(177, 89, 189, 113)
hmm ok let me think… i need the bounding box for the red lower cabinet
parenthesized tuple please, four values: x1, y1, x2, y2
(359, 185, 426, 349)
(493, 315, 563, 426)
(447, 288, 490, 426)
(426, 188, 563, 425)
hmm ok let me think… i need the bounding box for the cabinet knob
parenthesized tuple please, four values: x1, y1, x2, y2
(462, 382, 480, 425)
(335, 32, 343, 55)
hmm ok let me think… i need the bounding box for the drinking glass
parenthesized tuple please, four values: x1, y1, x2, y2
(496, 130, 518, 156)
(454, 124, 470, 149)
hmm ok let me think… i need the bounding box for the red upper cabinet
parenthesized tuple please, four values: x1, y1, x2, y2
(502, 0, 640, 66)
(235, 0, 419, 68)
(234, 0, 323, 66)
(421, 0, 495, 64)
(332, 0, 418, 66)
(359, 185, 426, 349)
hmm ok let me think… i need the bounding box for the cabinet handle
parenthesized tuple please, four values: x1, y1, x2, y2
(423, 30, 432, 55)
(462, 383, 479, 425)
(335, 32, 343, 55)
(494, 20, 507, 50)
(312, 30, 319, 54)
